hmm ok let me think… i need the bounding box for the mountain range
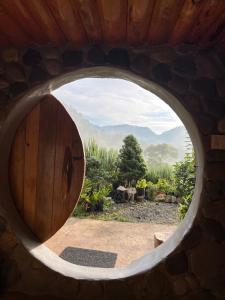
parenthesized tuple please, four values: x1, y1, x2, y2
(62, 102, 189, 161)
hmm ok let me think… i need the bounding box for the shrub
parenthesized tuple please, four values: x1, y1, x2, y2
(136, 179, 147, 189)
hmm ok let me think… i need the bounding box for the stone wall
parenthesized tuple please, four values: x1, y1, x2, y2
(0, 44, 225, 299)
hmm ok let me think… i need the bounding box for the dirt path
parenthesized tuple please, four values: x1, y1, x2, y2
(46, 218, 177, 268)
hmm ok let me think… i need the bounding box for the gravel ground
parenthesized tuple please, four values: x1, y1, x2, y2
(116, 201, 180, 224)
(88, 201, 180, 225)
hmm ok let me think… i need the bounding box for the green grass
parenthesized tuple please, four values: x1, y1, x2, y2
(73, 204, 131, 222)
(95, 212, 131, 222)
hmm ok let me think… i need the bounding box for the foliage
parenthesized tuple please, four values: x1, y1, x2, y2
(173, 152, 196, 219)
(146, 181, 158, 201)
(85, 139, 118, 185)
(136, 179, 148, 189)
(145, 163, 173, 184)
(177, 194, 192, 220)
(118, 135, 147, 185)
(79, 178, 111, 212)
(155, 178, 172, 194)
(173, 152, 195, 198)
(145, 143, 178, 165)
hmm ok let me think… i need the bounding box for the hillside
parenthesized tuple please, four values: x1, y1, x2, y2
(62, 103, 188, 161)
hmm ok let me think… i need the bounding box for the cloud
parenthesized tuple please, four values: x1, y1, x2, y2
(52, 78, 183, 134)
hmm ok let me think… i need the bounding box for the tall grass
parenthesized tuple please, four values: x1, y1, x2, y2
(146, 164, 173, 183)
(85, 139, 118, 170)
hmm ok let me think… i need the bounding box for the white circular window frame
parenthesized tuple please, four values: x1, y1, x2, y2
(0, 67, 204, 280)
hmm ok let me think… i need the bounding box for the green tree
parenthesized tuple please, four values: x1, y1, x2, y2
(118, 135, 147, 185)
(173, 152, 196, 219)
(145, 143, 178, 166)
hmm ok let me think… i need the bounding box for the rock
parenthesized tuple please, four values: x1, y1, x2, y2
(182, 290, 217, 300)
(154, 230, 174, 247)
(173, 55, 197, 77)
(182, 95, 202, 113)
(87, 46, 105, 65)
(197, 115, 215, 135)
(152, 63, 171, 83)
(23, 48, 42, 66)
(30, 66, 47, 83)
(205, 180, 225, 201)
(195, 54, 223, 79)
(216, 79, 225, 97)
(155, 193, 166, 202)
(45, 59, 62, 76)
(218, 116, 225, 133)
(149, 45, 176, 63)
(0, 79, 9, 89)
(175, 43, 197, 55)
(203, 200, 225, 229)
(168, 74, 189, 95)
(201, 218, 225, 242)
(41, 47, 60, 60)
(107, 48, 130, 67)
(191, 78, 217, 98)
(62, 50, 83, 67)
(165, 251, 188, 275)
(182, 226, 202, 250)
(10, 82, 28, 96)
(205, 162, 225, 181)
(173, 277, 188, 296)
(5, 63, 26, 82)
(201, 98, 225, 118)
(1, 48, 19, 62)
(131, 54, 151, 74)
(190, 240, 225, 288)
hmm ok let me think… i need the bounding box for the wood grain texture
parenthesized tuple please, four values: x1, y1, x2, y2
(149, 0, 185, 45)
(170, 0, 202, 45)
(47, 0, 87, 46)
(22, 0, 65, 46)
(76, 0, 102, 43)
(1, 0, 47, 45)
(0, 4, 29, 47)
(98, 0, 127, 45)
(9, 95, 85, 241)
(188, 0, 225, 44)
(127, 0, 155, 46)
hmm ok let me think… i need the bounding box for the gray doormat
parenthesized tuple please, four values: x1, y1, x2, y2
(59, 247, 118, 268)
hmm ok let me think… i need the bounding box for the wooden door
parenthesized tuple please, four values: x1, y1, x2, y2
(9, 94, 85, 241)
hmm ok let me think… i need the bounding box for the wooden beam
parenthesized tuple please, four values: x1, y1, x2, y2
(47, 0, 87, 47)
(127, 0, 155, 46)
(148, 0, 185, 45)
(97, 0, 127, 45)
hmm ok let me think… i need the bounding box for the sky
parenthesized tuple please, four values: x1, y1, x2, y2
(52, 78, 183, 134)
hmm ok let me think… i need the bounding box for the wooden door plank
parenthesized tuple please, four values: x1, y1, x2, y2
(188, 0, 225, 44)
(47, 0, 87, 47)
(22, 0, 65, 46)
(9, 121, 26, 216)
(75, 0, 102, 44)
(10, 95, 85, 241)
(23, 104, 40, 233)
(0, 4, 29, 47)
(51, 102, 72, 232)
(148, 0, 185, 45)
(35, 97, 58, 241)
(97, 0, 127, 45)
(127, 0, 155, 46)
(170, 0, 202, 45)
(1, 0, 47, 45)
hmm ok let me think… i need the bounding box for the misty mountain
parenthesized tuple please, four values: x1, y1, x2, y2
(62, 103, 188, 160)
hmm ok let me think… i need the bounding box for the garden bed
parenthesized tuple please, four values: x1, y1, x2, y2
(74, 201, 180, 225)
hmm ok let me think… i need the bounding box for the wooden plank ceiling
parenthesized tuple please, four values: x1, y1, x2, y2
(0, 0, 225, 49)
